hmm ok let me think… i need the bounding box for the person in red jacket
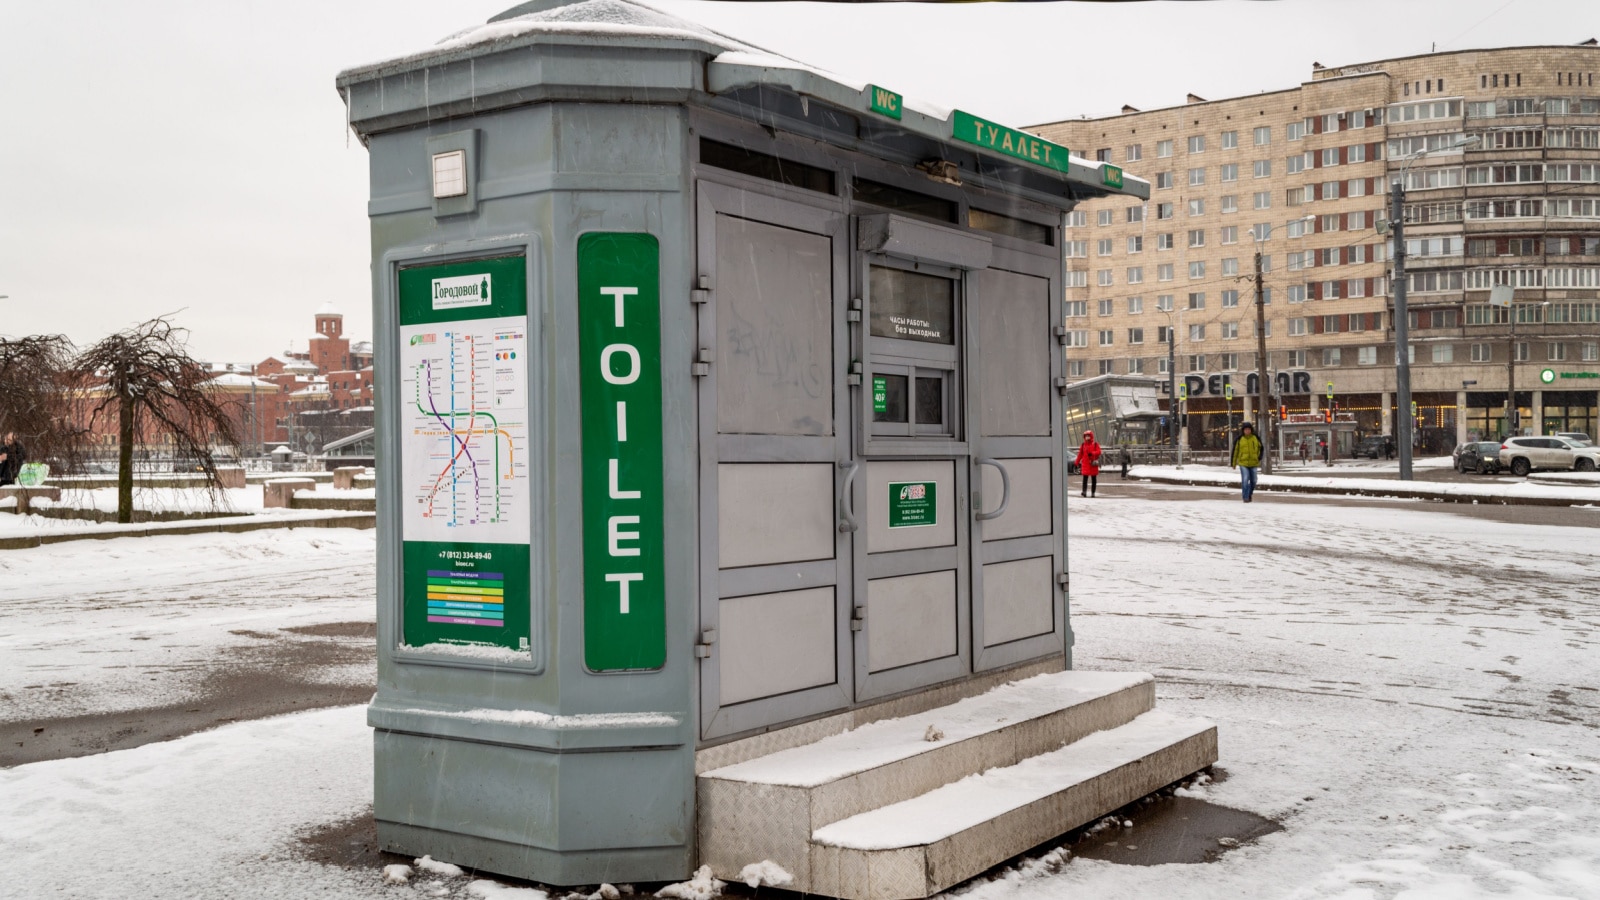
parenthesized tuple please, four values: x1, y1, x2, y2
(1075, 430, 1103, 498)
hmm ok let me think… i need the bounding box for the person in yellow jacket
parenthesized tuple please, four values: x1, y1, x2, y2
(1229, 422, 1263, 503)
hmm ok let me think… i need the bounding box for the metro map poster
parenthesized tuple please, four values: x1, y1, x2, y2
(397, 255, 531, 652)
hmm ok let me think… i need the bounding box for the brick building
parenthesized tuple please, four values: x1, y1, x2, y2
(1032, 42, 1600, 456)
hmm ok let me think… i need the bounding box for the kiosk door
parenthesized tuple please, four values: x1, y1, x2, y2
(853, 259, 971, 702)
(969, 259, 1065, 671)
(694, 183, 855, 740)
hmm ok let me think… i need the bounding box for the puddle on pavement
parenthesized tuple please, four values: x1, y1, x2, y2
(1066, 792, 1282, 866)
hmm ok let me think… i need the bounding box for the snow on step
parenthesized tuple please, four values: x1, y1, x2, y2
(696, 671, 1157, 895)
(704, 670, 1151, 787)
(813, 708, 1215, 850)
(806, 709, 1216, 900)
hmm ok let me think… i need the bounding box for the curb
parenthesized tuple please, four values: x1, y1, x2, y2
(1133, 473, 1597, 508)
(1, 512, 376, 549)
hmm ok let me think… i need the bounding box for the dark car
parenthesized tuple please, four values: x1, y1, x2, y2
(1456, 441, 1503, 475)
(1354, 435, 1388, 459)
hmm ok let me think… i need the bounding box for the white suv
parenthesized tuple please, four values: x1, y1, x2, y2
(1499, 436, 1600, 476)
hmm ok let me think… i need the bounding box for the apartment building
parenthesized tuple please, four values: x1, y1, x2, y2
(1032, 42, 1600, 454)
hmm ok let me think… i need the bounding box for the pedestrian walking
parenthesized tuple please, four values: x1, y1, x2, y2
(1118, 446, 1131, 479)
(1075, 431, 1102, 498)
(1230, 422, 1263, 503)
(0, 431, 24, 487)
(1299, 440, 1308, 465)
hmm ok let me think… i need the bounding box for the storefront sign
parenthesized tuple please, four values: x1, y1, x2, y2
(1102, 164, 1124, 189)
(1557, 371, 1600, 379)
(888, 481, 937, 528)
(873, 376, 888, 413)
(398, 255, 531, 653)
(578, 233, 665, 671)
(869, 85, 903, 120)
(951, 110, 1071, 175)
(1541, 368, 1557, 383)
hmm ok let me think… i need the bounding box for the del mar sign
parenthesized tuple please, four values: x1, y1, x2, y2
(952, 111, 1071, 175)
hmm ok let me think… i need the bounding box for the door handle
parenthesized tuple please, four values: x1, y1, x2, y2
(975, 457, 1010, 521)
(837, 459, 860, 533)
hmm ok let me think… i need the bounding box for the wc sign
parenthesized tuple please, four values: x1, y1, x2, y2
(577, 233, 665, 671)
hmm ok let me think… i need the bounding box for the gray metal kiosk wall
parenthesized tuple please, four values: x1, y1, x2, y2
(338, 0, 1148, 886)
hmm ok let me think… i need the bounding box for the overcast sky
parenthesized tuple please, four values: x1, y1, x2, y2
(1, 0, 1591, 363)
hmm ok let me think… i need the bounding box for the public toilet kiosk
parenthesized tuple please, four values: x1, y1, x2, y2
(339, 3, 1211, 896)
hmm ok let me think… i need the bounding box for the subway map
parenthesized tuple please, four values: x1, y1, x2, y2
(400, 316, 530, 545)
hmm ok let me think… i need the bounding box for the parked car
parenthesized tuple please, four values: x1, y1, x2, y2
(1455, 441, 1503, 475)
(1354, 436, 1388, 459)
(1556, 432, 1593, 446)
(1498, 436, 1600, 476)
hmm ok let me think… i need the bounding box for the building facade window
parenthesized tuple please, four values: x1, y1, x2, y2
(1221, 163, 1239, 182)
(1126, 144, 1144, 161)
(1128, 327, 1145, 344)
(1188, 136, 1206, 153)
(1358, 346, 1377, 365)
(1158, 264, 1175, 281)
(1254, 126, 1271, 145)
(1323, 347, 1341, 366)
(1222, 130, 1239, 149)
(1157, 139, 1174, 157)
(1098, 298, 1115, 316)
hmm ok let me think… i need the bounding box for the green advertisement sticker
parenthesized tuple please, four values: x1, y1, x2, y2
(888, 481, 937, 528)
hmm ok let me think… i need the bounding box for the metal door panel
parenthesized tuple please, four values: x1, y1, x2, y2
(717, 463, 835, 568)
(866, 570, 958, 672)
(980, 556, 1055, 647)
(695, 180, 854, 741)
(979, 457, 1052, 541)
(718, 587, 838, 705)
(968, 249, 1066, 673)
(864, 460, 957, 552)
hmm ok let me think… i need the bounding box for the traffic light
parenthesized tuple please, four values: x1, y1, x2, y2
(1279, 403, 1287, 420)
(1323, 408, 1333, 423)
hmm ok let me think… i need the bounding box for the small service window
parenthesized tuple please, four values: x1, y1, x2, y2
(866, 264, 961, 441)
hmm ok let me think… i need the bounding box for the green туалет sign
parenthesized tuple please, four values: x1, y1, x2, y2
(578, 233, 666, 671)
(952, 110, 1071, 175)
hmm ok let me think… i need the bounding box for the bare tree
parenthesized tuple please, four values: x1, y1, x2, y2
(74, 318, 242, 523)
(0, 334, 89, 476)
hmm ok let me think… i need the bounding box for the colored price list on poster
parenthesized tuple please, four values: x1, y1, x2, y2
(425, 569, 505, 627)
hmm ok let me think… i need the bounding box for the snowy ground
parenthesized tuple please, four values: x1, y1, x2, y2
(0, 483, 373, 537)
(3, 493, 1597, 898)
(0, 529, 376, 723)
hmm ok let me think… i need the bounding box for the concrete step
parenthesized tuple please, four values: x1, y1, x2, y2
(697, 671, 1159, 894)
(809, 708, 1217, 900)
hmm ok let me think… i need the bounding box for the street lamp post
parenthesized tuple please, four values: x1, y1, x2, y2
(1388, 135, 1479, 480)
(1253, 247, 1273, 475)
(1390, 179, 1416, 479)
(1505, 297, 1550, 438)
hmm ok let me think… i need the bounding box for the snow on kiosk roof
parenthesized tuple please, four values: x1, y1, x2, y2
(336, 0, 1147, 206)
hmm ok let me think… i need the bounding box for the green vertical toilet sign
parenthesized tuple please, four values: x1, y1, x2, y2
(578, 233, 666, 671)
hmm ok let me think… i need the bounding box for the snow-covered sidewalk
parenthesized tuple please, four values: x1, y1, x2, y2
(1132, 463, 1600, 506)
